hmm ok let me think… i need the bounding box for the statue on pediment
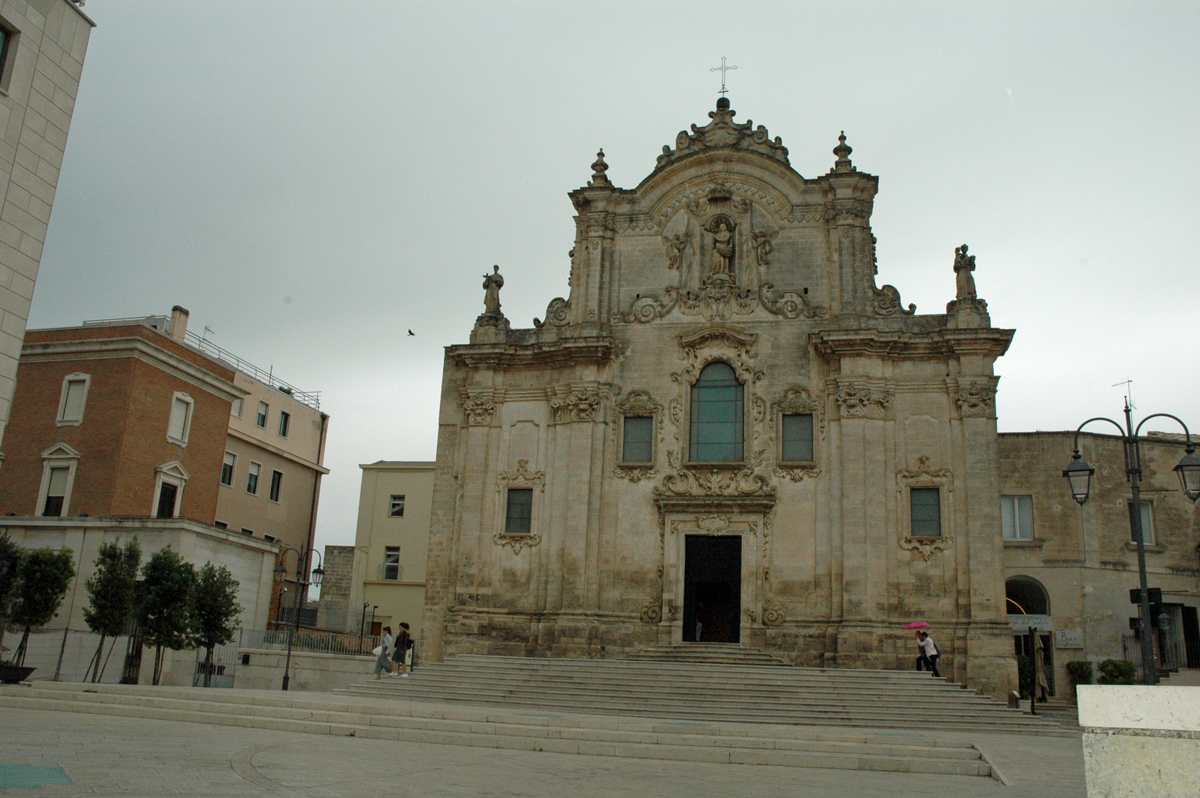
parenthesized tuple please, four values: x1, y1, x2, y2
(706, 217, 736, 278)
(953, 244, 976, 301)
(482, 265, 504, 316)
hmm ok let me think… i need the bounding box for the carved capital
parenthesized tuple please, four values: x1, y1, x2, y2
(462, 389, 498, 426)
(835, 383, 893, 419)
(549, 385, 601, 424)
(955, 379, 998, 419)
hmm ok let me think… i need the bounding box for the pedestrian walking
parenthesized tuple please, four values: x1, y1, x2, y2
(373, 626, 394, 679)
(916, 630, 940, 677)
(391, 622, 411, 677)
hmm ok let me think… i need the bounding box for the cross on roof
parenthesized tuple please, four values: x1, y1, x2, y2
(710, 56, 737, 97)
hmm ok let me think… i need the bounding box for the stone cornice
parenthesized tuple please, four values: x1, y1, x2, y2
(811, 327, 1014, 360)
(654, 494, 777, 514)
(448, 337, 617, 370)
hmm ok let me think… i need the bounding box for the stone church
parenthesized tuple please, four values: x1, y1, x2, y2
(422, 98, 1018, 699)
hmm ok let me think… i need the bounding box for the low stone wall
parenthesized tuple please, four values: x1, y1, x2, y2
(234, 648, 378, 692)
(1078, 685, 1200, 797)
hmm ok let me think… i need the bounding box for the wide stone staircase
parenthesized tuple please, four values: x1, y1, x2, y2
(338, 645, 1071, 737)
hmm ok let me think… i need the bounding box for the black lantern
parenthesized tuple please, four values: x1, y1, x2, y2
(273, 562, 288, 584)
(311, 564, 325, 587)
(1063, 451, 1095, 505)
(1174, 445, 1200, 502)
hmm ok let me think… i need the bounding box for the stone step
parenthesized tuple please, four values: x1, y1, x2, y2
(0, 684, 994, 779)
(341, 654, 1070, 736)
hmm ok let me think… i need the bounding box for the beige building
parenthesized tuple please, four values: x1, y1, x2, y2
(320, 461, 433, 638)
(1000, 431, 1200, 694)
(422, 99, 1020, 699)
(0, 0, 94, 449)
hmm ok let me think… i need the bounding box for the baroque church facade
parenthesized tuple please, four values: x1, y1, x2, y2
(422, 98, 1018, 699)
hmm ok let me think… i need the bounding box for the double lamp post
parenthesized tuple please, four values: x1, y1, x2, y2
(273, 544, 324, 691)
(1063, 400, 1200, 685)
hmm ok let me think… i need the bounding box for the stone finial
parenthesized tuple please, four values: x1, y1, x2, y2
(832, 131, 855, 173)
(589, 149, 610, 186)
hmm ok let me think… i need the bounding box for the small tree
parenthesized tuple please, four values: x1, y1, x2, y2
(9, 547, 75, 666)
(191, 562, 242, 687)
(82, 538, 142, 682)
(1098, 658, 1137, 685)
(0, 532, 25, 657)
(137, 548, 195, 685)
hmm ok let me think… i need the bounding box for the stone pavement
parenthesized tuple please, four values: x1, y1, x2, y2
(1, 705, 1086, 797)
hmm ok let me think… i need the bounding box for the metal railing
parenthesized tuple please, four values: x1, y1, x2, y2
(1123, 633, 1187, 679)
(240, 628, 381, 657)
(184, 330, 321, 410)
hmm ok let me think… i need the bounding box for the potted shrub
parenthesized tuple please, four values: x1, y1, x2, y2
(1097, 658, 1137, 685)
(0, 659, 35, 684)
(1066, 660, 1093, 701)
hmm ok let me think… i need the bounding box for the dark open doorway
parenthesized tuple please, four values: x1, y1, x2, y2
(683, 535, 741, 643)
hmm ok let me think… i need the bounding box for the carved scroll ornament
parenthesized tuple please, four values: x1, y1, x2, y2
(462, 391, 497, 426)
(550, 386, 600, 424)
(835, 384, 893, 419)
(956, 381, 997, 419)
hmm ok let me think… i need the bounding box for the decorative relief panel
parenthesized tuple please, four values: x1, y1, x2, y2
(896, 456, 954, 561)
(654, 102, 790, 169)
(612, 389, 663, 483)
(462, 389, 498, 426)
(494, 459, 546, 554)
(835, 382, 893, 419)
(548, 384, 601, 424)
(955, 378, 998, 419)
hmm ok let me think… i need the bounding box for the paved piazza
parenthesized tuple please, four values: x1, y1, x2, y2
(0, 706, 1086, 797)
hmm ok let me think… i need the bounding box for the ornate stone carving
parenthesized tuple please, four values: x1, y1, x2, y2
(588, 149, 609, 187)
(750, 227, 777, 267)
(462, 390, 497, 426)
(612, 390, 663, 483)
(658, 450, 774, 498)
(835, 384, 893, 419)
(656, 103, 789, 168)
(953, 243, 976, 300)
(956, 380, 998, 419)
(900, 535, 953, 562)
(481, 265, 504, 318)
(773, 465, 822, 482)
(759, 283, 826, 319)
(678, 278, 759, 322)
(872, 284, 916, 316)
(696, 515, 731, 532)
(898, 455, 953, 487)
(639, 597, 662, 624)
(549, 386, 600, 424)
(533, 297, 569, 328)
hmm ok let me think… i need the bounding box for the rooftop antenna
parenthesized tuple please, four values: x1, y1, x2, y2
(710, 56, 737, 98)
(202, 325, 215, 340)
(1112, 378, 1134, 410)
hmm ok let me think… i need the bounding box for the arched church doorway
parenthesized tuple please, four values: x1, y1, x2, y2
(683, 535, 741, 643)
(1006, 576, 1054, 697)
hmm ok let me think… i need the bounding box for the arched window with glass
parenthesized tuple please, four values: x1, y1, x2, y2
(689, 362, 744, 463)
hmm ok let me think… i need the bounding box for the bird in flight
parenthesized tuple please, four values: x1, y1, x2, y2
(408, 329, 415, 336)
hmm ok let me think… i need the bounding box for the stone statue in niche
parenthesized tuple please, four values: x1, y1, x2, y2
(953, 244, 976, 301)
(707, 217, 735, 278)
(482, 264, 504, 316)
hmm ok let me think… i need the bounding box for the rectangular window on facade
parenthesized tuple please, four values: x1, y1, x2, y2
(262, 534, 275, 543)
(167, 393, 193, 445)
(58, 376, 89, 425)
(247, 462, 261, 495)
(622, 416, 654, 464)
(256, 401, 268, 428)
(278, 411, 290, 438)
(214, 521, 228, 529)
(156, 482, 178, 519)
(231, 398, 243, 418)
(42, 466, 69, 516)
(241, 528, 255, 536)
(1130, 502, 1156, 546)
(781, 413, 814, 462)
(0, 24, 16, 92)
(269, 470, 283, 502)
(505, 488, 533, 536)
(1002, 496, 1035, 541)
(221, 452, 236, 487)
(389, 495, 405, 517)
(910, 487, 942, 538)
(384, 546, 400, 580)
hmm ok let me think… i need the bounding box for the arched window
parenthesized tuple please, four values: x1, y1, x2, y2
(1005, 576, 1050, 616)
(690, 362, 743, 463)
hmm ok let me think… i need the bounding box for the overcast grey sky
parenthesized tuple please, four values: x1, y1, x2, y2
(33, 2, 1200, 552)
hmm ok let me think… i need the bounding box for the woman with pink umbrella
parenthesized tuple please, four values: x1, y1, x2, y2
(905, 621, 940, 677)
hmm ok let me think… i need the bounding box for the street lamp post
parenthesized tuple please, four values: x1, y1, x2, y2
(273, 544, 325, 691)
(1063, 401, 1200, 686)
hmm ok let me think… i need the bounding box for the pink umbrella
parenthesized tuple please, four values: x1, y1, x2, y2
(903, 621, 931, 630)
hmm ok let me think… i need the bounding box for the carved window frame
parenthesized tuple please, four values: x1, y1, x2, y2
(613, 390, 662, 482)
(896, 456, 954, 561)
(37, 443, 80, 517)
(494, 459, 545, 554)
(151, 461, 189, 519)
(771, 388, 822, 481)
